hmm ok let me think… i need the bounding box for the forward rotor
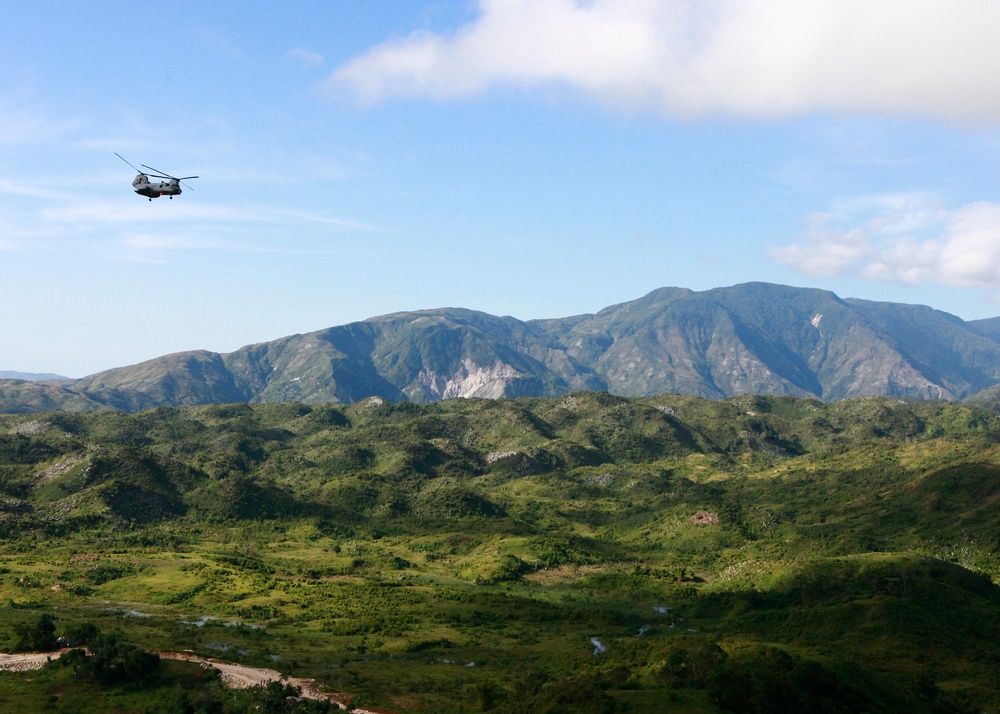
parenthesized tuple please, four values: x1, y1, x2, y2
(115, 152, 146, 175)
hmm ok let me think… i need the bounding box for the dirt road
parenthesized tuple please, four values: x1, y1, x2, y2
(0, 650, 68, 672)
(158, 651, 353, 706)
(0, 649, 390, 713)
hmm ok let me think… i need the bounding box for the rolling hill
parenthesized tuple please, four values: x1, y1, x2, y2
(1, 393, 999, 711)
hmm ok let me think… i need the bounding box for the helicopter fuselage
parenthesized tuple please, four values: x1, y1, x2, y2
(132, 173, 181, 198)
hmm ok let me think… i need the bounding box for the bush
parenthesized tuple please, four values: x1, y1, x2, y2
(62, 621, 99, 646)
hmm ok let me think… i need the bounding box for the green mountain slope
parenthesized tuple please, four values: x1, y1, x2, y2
(967, 382, 1000, 411)
(0, 380, 109, 414)
(543, 283, 929, 399)
(969, 316, 1000, 343)
(72, 351, 248, 411)
(847, 298, 1000, 397)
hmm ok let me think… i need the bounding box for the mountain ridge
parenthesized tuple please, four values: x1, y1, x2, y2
(4, 282, 1000, 413)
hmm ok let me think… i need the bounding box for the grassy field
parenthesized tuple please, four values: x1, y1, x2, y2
(0, 393, 998, 712)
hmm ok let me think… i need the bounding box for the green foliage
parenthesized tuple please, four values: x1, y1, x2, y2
(480, 554, 528, 584)
(0, 394, 999, 711)
(521, 677, 620, 713)
(62, 621, 99, 645)
(706, 645, 871, 714)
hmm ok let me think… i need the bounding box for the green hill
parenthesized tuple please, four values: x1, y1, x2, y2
(0, 394, 998, 711)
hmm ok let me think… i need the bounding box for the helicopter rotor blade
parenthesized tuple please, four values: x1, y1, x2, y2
(147, 175, 197, 190)
(141, 163, 176, 179)
(115, 152, 145, 174)
(170, 176, 198, 191)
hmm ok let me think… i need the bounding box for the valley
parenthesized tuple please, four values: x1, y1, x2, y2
(0, 393, 998, 711)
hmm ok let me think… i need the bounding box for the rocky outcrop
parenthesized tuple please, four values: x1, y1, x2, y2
(414, 359, 520, 400)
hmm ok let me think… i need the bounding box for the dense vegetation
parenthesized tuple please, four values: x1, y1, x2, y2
(0, 392, 999, 712)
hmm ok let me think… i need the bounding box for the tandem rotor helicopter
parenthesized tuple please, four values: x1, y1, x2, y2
(115, 153, 198, 201)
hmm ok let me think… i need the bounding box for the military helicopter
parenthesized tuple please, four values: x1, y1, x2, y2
(115, 153, 198, 201)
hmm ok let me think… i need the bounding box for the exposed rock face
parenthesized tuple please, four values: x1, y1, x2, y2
(485, 451, 518, 464)
(416, 359, 519, 400)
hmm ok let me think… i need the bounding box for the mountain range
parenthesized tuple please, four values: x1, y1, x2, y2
(4, 282, 1000, 413)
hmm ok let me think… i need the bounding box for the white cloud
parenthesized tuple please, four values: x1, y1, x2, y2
(772, 195, 1000, 289)
(328, 0, 1000, 123)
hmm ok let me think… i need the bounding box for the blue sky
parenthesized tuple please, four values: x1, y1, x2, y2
(4, 1, 1000, 377)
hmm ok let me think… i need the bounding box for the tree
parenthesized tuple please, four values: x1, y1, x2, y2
(12, 613, 56, 652)
(61, 632, 160, 686)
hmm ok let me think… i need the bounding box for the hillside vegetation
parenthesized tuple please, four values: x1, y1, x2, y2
(0, 393, 999, 712)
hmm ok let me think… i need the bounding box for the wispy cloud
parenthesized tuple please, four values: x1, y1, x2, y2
(117, 230, 349, 262)
(192, 27, 248, 63)
(773, 194, 1000, 289)
(0, 178, 64, 200)
(40, 201, 376, 231)
(328, 0, 1000, 123)
(287, 47, 324, 69)
(277, 209, 383, 232)
(0, 103, 82, 145)
(121, 233, 212, 251)
(42, 202, 265, 224)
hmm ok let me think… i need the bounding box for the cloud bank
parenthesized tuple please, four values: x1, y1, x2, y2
(329, 0, 1000, 122)
(772, 195, 1000, 290)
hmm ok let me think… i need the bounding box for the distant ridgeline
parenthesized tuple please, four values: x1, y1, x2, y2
(0, 372, 68, 382)
(3, 282, 1000, 414)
